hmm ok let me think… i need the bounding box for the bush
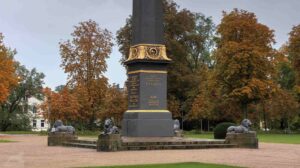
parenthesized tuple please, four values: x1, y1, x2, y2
(214, 122, 236, 139)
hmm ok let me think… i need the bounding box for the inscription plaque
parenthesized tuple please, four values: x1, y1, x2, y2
(128, 74, 140, 109)
(140, 73, 167, 110)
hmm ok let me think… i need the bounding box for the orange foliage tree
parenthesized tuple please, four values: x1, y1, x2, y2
(102, 85, 127, 126)
(42, 87, 80, 124)
(0, 33, 18, 103)
(59, 20, 113, 129)
(214, 9, 276, 119)
(264, 88, 298, 130)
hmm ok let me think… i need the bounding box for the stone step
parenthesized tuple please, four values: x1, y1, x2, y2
(122, 140, 227, 146)
(123, 143, 236, 151)
(68, 139, 97, 145)
(63, 142, 97, 149)
(61, 138, 236, 151)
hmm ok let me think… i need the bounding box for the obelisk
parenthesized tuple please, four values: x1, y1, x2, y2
(122, 0, 174, 137)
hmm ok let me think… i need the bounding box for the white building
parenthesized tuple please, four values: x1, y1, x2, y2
(27, 97, 50, 131)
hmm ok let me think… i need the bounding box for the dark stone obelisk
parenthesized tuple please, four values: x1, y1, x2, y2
(122, 0, 174, 137)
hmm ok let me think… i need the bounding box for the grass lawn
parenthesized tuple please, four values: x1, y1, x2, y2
(185, 132, 300, 144)
(0, 130, 100, 137)
(0, 131, 46, 135)
(258, 134, 300, 144)
(185, 132, 214, 139)
(0, 139, 14, 143)
(84, 162, 242, 168)
(0, 131, 101, 138)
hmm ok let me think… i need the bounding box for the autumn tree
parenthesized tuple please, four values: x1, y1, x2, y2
(42, 87, 80, 124)
(0, 33, 18, 103)
(0, 64, 44, 131)
(284, 24, 300, 129)
(59, 20, 113, 129)
(116, 0, 215, 125)
(101, 84, 127, 126)
(288, 25, 300, 84)
(213, 9, 276, 119)
(264, 89, 298, 130)
(190, 66, 243, 123)
(286, 25, 300, 102)
(190, 66, 213, 120)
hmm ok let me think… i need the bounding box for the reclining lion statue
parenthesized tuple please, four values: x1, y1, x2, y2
(51, 120, 75, 134)
(227, 119, 252, 133)
(102, 118, 119, 135)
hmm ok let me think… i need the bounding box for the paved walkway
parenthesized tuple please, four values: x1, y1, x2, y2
(0, 135, 299, 168)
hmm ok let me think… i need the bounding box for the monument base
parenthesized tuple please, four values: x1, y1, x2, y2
(225, 132, 258, 149)
(97, 134, 122, 152)
(122, 112, 174, 137)
(48, 132, 78, 146)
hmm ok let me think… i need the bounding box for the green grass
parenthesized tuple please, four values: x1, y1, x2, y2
(258, 133, 300, 144)
(0, 131, 48, 135)
(185, 131, 300, 144)
(0, 130, 100, 137)
(184, 131, 214, 139)
(0, 139, 14, 143)
(83, 162, 242, 168)
(76, 131, 100, 137)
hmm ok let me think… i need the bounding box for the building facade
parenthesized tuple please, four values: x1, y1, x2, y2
(27, 97, 50, 131)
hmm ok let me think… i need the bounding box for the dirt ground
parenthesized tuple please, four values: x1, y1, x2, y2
(0, 134, 299, 168)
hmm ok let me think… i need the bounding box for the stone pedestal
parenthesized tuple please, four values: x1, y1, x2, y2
(97, 134, 121, 152)
(48, 132, 78, 146)
(122, 62, 174, 137)
(174, 130, 184, 137)
(225, 132, 258, 149)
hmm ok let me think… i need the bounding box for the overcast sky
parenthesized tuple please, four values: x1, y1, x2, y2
(1, 0, 300, 89)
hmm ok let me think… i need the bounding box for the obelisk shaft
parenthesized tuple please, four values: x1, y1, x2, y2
(122, 0, 173, 137)
(132, 0, 164, 45)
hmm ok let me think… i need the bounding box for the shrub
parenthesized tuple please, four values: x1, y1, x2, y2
(214, 122, 236, 139)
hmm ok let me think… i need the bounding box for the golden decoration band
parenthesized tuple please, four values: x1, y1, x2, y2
(126, 110, 170, 113)
(127, 70, 167, 74)
(125, 44, 171, 62)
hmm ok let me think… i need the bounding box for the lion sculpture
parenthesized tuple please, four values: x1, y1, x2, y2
(174, 119, 180, 131)
(227, 119, 252, 133)
(103, 118, 119, 135)
(51, 120, 75, 134)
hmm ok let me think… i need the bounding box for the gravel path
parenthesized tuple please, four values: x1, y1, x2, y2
(0, 135, 299, 168)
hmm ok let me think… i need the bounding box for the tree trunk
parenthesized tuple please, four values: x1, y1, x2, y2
(263, 103, 267, 131)
(207, 120, 210, 132)
(280, 119, 284, 130)
(1, 122, 10, 132)
(242, 103, 248, 119)
(200, 119, 203, 133)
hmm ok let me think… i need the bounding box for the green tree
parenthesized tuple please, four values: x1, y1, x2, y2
(0, 64, 44, 131)
(288, 24, 300, 85)
(55, 85, 66, 92)
(286, 24, 300, 129)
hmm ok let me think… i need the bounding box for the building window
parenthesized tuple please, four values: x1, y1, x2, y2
(41, 120, 45, 128)
(32, 106, 37, 114)
(33, 120, 37, 128)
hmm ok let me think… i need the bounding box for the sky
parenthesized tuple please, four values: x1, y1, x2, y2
(1, 0, 300, 89)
